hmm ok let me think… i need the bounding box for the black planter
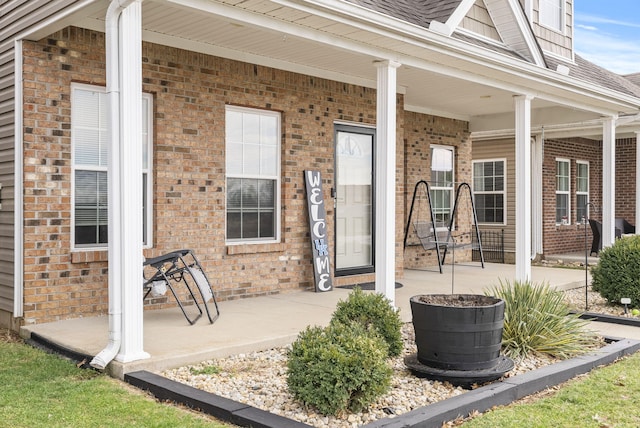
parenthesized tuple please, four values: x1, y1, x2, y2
(410, 294, 505, 371)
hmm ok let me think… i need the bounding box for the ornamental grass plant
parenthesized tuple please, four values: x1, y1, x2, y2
(485, 279, 599, 359)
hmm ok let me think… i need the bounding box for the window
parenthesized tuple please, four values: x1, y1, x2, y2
(71, 83, 153, 248)
(430, 146, 454, 225)
(473, 159, 506, 224)
(539, 0, 564, 32)
(225, 106, 280, 243)
(576, 161, 589, 223)
(556, 158, 570, 224)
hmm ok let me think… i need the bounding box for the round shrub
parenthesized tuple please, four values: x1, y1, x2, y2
(330, 286, 403, 357)
(592, 235, 640, 307)
(286, 322, 392, 416)
(485, 279, 598, 359)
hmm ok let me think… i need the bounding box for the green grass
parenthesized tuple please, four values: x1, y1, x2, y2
(462, 352, 640, 427)
(0, 332, 231, 428)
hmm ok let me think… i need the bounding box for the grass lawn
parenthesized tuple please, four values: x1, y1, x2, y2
(462, 352, 640, 427)
(0, 331, 232, 428)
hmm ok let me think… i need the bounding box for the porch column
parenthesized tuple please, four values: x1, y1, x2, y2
(112, 0, 148, 362)
(531, 134, 543, 257)
(514, 95, 533, 281)
(601, 117, 617, 248)
(636, 130, 640, 234)
(375, 60, 400, 307)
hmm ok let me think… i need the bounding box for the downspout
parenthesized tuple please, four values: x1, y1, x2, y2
(90, 0, 139, 371)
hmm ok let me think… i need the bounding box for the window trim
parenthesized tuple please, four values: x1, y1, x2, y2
(430, 145, 455, 229)
(224, 105, 282, 245)
(575, 160, 589, 223)
(472, 158, 507, 226)
(539, 0, 565, 34)
(70, 83, 154, 250)
(555, 158, 571, 225)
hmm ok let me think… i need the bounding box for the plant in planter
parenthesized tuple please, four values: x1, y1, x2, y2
(485, 279, 599, 359)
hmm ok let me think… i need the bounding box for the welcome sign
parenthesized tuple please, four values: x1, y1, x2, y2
(304, 170, 333, 292)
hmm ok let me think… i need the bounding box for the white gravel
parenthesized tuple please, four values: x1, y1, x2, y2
(162, 324, 557, 427)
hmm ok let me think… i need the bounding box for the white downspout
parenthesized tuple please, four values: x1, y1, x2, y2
(91, 0, 140, 371)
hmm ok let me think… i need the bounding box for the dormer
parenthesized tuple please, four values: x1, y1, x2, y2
(523, 0, 574, 61)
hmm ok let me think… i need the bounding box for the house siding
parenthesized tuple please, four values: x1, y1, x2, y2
(530, 0, 573, 60)
(21, 26, 416, 324)
(472, 138, 515, 262)
(615, 138, 637, 225)
(0, 0, 87, 319)
(461, 0, 501, 42)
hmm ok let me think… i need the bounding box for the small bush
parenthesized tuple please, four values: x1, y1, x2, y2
(330, 287, 403, 357)
(485, 279, 598, 359)
(591, 235, 640, 307)
(286, 322, 392, 416)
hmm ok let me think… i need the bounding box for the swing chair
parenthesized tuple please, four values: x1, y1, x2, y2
(404, 180, 485, 273)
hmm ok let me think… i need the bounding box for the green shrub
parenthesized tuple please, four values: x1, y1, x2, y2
(330, 287, 403, 357)
(591, 235, 640, 307)
(286, 322, 392, 416)
(485, 279, 598, 359)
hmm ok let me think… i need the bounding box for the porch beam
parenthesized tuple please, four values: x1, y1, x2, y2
(601, 117, 617, 248)
(514, 95, 533, 281)
(374, 60, 400, 307)
(636, 130, 640, 235)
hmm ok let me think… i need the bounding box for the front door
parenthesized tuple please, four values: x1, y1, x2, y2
(334, 124, 374, 275)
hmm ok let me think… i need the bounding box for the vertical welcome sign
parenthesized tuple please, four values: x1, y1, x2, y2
(304, 170, 333, 292)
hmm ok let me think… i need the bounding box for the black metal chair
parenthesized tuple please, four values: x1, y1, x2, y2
(143, 249, 220, 325)
(616, 217, 636, 235)
(589, 219, 623, 255)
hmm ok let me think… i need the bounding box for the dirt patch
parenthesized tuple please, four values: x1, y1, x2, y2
(416, 294, 501, 307)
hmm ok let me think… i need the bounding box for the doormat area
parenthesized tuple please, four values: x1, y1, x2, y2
(339, 282, 403, 290)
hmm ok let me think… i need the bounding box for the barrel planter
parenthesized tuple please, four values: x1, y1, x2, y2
(410, 294, 505, 371)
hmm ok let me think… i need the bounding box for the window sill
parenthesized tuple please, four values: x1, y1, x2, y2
(71, 249, 108, 263)
(226, 243, 285, 255)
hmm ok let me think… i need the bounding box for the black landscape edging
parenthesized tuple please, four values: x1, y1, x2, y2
(125, 337, 640, 428)
(573, 311, 640, 327)
(124, 370, 312, 428)
(27, 332, 96, 369)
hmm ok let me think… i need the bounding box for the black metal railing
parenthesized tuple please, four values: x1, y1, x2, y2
(473, 229, 504, 264)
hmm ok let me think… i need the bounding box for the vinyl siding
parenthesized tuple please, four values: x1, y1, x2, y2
(0, 0, 88, 314)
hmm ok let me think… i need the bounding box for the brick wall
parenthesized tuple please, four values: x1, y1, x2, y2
(21, 27, 413, 324)
(616, 138, 637, 225)
(403, 111, 473, 269)
(542, 138, 601, 255)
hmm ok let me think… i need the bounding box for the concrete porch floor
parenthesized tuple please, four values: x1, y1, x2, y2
(20, 262, 635, 379)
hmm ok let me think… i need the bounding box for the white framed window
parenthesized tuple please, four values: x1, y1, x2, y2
(473, 159, 506, 225)
(71, 83, 153, 249)
(555, 158, 570, 224)
(225, 105, 281, 243)
(576, 160, 589, 223)
(430, 146, 454, 225)
(539, 0, 564, 32)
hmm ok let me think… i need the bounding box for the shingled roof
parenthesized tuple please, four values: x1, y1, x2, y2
(545, 55, 640, 99)
(344, 0, 464, 29)
(625, 73, 640, 88)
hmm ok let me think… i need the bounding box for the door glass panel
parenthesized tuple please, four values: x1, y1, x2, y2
(335, 129, 373, 271)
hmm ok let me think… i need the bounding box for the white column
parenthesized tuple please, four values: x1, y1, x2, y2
(375, 60, 400, 307)
(636, 130, 640, 234)
(514, 95, 533, 281)
(601, 117, 617, 248)
(114, 1, 148, 363)
(531, 135, 543, 257)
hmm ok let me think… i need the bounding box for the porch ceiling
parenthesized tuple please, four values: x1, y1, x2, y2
(43, 0, 639, 130)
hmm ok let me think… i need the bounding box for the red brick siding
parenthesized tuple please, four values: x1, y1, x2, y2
(21, 27, 412, 324)
(615, 138, 637, 225)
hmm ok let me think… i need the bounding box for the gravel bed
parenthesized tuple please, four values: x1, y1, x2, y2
(161, 286, 622, 428)
(162, 324, 556, 427)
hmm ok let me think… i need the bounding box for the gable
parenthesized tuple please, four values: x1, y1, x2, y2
(460, 0, 502, 42)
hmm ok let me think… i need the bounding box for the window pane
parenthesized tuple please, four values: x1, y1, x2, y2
(226, 110, 243, 143)
(75, 170, 108, 246)
(576, 195, 588, 223)
(227, 212, 241, 239)
(260, 115, 278, 146)
(259, 211, 275, 238)
(243, 113, 261, 144)
(226, 142, 244, 175)
(261, 145, 278, 176)
(556, 194, 569, 223)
